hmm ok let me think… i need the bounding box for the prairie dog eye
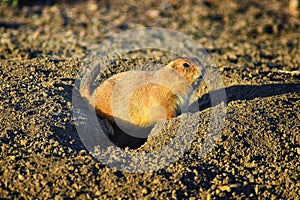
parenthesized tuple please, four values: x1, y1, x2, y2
(183, 63, 190, 68)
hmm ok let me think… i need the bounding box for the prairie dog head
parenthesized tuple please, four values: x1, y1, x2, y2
(167, 57, 205, 87)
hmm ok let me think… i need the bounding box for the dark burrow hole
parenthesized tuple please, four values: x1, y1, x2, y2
(108, 124, 148, 149)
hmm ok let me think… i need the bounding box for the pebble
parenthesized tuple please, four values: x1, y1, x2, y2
(296, 147, 300, 155)
(247, 174, 255, 183)
(9, 155, 16, 161)
(219, 185, 231, 192)
(18, 174, 25, 181)
(30, 67, 36, 72)
(142, 188, 148, 194)
(87, 1, 98, 12)
(146, 10, 160, 18)
(54, 195, 63, 200)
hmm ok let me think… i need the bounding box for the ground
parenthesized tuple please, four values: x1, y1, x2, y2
(0, 0, 299, 199)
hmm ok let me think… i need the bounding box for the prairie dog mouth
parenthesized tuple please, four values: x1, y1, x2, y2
(193, 76, 202, 87)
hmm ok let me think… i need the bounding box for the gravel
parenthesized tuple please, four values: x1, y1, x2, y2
(0, 0, 299, 198)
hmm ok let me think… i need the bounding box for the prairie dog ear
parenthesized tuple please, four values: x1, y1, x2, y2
(166, 60, 175, 68)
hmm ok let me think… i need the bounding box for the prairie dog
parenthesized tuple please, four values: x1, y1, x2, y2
(80, 57, 204, 133)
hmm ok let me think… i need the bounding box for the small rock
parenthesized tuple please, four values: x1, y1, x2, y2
(30, 67, 36, 72)
(87, 1, 98, 12)
(146, 10, 160, 18)
(54, 195, 63, 200)
(20, 139, 28, 146)
(79, 149, 87, 156)
(296, 147, 300, 155)
(9, 155, 16, 161)
(142, 188, 147, 194)
(18, 174, 25, 181)
(171, 190, 176, 199)
(219, 185, 231, 192)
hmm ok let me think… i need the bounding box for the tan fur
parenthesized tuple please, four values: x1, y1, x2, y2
(80, 58, 204, 129)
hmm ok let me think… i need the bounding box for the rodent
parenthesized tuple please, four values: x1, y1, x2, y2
(80, 57, 204, 136)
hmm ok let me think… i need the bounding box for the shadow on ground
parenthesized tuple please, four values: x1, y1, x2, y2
(197, 83, 300, 110)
